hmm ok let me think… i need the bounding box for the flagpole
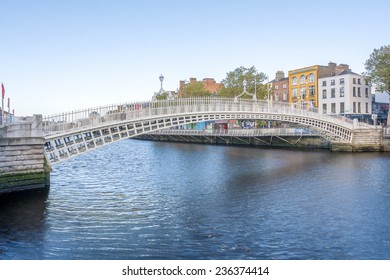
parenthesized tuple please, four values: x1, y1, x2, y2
(7, 97, 10, 123)
(1, 83, 4, 125)
(1, 100, 3, 125)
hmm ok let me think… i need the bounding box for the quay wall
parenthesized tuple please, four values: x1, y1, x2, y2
(0, 115, 50, 194)
(133, 133, 331, 150)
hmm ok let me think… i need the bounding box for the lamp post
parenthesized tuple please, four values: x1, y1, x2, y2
(159, 74, 164, 94)
(234, 79, 257, 102)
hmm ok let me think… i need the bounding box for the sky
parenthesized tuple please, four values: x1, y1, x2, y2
(1, 0, 389, 116)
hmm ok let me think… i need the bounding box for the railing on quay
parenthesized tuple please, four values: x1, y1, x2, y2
(42, 97, 358, 134)
(383, 127, 390, 137)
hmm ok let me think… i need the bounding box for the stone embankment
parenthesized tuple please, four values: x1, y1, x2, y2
(0, 115, 50, 194)
(134, 132, 330, 150)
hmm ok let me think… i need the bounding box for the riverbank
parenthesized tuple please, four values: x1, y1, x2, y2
(134, 128, 390, 152)
(133, 132, 331, 150)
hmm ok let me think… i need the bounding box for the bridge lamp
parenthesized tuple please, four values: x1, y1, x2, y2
(243, 80, 247, 92)
(159, 74, 164, 94)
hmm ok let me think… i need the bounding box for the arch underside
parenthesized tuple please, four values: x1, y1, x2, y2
(44, 112, 352, 164)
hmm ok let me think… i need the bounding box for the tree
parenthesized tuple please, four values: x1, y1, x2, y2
(365, 45, 390, 93)
(217, 66, 268, 99)
(365, 45, 390, 125)
(183, 81, 212, 97)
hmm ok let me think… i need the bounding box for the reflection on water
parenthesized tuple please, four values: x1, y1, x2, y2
(1, 140, 390, 260)
(0, 189, 49, 259)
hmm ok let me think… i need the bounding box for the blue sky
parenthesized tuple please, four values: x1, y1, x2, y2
(1, 0, 389, 116)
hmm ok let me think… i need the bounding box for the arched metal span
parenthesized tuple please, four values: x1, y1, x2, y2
(42, 97, 366, 164)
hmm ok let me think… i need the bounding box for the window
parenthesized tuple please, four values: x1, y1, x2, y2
(365, 88, 369, 98)
(353, 102, 356, 113)
(358, 87, 361, 97)
(300, 87, 306, 98)
(340, 87, 345, 97)
(283, 84, 287, 89)
(323, 104, 327, 114)
(292, 76, 297, 85)
(322, 89, 327, 99)
(340, 78, 344, 85)
(331, 88, 335, 98)
(309, 86, 315, 96)
(292, 88, 298, 98)
(365, 102, 369, 113)
(283, 92, 287, 101)
(358, 78, 361, 85)
(331, 103, 336, 114)
(275, 94, 279, 101)
(353, 78, 356, 84)
(331, 79, 335, 86)
(365, 79, 369, 85)
(322, 80, 327, 86)
(358, 102, 361, 113)
(353, 87, 356, 97)
(275, 85, 279, 90)
(309, 73, 315, 82)
(300, 75, 306, 84)
(340, 102, 345, 114)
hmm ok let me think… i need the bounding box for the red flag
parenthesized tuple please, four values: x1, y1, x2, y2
(1, 83, 4, 99)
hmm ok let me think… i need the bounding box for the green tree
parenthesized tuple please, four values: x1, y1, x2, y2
(217, 66, 268, 99)
(365, 45, 390, 125)
(365, 45, 390, 93)
(183, 82, 212, 97)
(155, 92, 168, 100)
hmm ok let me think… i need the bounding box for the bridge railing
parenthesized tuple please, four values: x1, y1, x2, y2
(42, 97, 356, 134)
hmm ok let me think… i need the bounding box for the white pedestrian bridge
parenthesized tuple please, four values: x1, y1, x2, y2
(42, 97, 380, 164)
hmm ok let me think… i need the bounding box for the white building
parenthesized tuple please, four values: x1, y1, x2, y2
(318, 69, 372, 121)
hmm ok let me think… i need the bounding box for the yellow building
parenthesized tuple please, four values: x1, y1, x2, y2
(288, 62, 349, 108)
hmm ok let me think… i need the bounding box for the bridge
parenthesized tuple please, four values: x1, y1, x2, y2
(41, 97, 383, 164)
(0, 97, 388, 194)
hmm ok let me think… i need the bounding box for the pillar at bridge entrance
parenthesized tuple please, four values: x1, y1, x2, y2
(331, 127, 383, 152)
(0, 115, 50, 194)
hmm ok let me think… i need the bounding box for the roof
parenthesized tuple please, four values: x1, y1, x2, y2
(337, 69, 359, 76)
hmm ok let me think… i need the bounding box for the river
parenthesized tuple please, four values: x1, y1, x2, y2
(1, 140, 390, 259)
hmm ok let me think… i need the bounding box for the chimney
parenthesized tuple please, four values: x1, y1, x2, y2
(328, 62, 337, 76)
(338, 64, 350, 71)
(275, 71, 285, 82)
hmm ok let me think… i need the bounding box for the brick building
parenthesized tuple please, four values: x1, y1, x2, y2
(271, 71, 289, 102)
(178, 78, 222, 97)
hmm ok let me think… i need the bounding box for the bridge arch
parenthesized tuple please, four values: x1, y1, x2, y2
(43, 97, 358, 164)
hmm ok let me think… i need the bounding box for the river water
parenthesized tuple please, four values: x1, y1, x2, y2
(1, 140, 390, 260)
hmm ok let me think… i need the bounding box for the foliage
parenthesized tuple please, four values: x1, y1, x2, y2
(364, 45, 390, 93)
(155, 92, 168, 100)
(183, 81, 212, 97)
(217, 66, 268, 99)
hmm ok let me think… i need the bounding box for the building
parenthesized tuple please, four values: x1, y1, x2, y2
(271, 71, 289, 102)
(288, 62, 349, 108)
(178, 78, 222, 97)
(318, 69, 372, 121)
(372, 91, 389, 125)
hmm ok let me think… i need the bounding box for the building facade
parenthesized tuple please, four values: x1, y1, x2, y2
(271, 71, 289, 102)
(318, 70, 372, 121)
(178, 78, 222, 97)
(372, 91, 389, 125)
(288, 62, 349, 108)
